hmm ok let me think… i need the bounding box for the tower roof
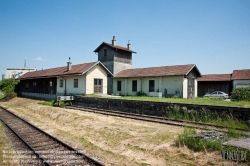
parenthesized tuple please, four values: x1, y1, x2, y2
(93, 42, 136, 53)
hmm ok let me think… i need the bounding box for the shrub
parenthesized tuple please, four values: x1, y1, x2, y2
(0, 92, 17, 101)
(231, 87, 250, 101)
(136, 91, 147, 96)
(0, 78, 19, 94)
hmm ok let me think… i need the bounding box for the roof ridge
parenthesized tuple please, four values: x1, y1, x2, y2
(201, 74, 231, 76)
(233, 69, 250, 71)
(33, 61, 97, 71)
(116, 64, 195, 71)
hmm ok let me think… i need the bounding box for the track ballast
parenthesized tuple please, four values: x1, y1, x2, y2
(0, 106, 104, 166)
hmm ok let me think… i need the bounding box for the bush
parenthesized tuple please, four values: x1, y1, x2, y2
(231, 87, 250, 101)
(136, 91, 147, 96)
(0, 78, 19, 94)
(0, 92, 17, 101)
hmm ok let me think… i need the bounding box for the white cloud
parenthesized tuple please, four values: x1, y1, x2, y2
(35, 57, 43, 61)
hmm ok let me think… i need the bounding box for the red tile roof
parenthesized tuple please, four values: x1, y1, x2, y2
(19, 62, 97, 79)
(114, 64, 201, 78)
(198, 74, 232, 81)
(94, 42, 136, 53)
(232, 69, 250, 80)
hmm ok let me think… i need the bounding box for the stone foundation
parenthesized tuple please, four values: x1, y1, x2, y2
(73, 96, 250, 120)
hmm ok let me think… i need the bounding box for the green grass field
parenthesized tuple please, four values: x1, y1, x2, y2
(86, 94, 250, 108)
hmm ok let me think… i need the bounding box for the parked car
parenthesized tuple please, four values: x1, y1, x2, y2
(203, 91, 229, 99)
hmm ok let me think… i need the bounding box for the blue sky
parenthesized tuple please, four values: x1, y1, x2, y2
(1, 0, 250, 79)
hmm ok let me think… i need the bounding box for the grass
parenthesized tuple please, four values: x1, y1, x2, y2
(175, 128, 223, 152)
(38, 100, 66, 107)
(166, 105, 250, 130)
(0, 91, 5, 100)
(86, 94, 250, 108)
(176, 128, 250, 162)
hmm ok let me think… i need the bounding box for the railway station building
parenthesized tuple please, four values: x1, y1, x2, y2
(19, 36, 202, 99)
(19, 61, 113, 100)
(113, 64, 201, 99)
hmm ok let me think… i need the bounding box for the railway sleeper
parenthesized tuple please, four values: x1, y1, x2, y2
(17, 130, 44, 136)
(33, 143, 62, 151)
(11, 127, 35, 132)
(24, 134, 47, 141)
(47, 156, 88, 166)
(26, 138, 54, 145)
(32, 141, 59, 149)
(40, 154, 83, 164)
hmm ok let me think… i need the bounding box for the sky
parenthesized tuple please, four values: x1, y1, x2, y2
(0, 0, 250, 79)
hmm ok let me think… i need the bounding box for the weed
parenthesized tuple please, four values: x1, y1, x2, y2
(227, 129, 249, 138)
(165, 105, 249, 130)
(175, 128, 223, 152)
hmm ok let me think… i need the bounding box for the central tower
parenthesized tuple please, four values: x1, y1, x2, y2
(94, 36, 136, 94)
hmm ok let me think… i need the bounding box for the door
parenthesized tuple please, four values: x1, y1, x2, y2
(188, 78, 195, 99)
(94, 79, 103, 94)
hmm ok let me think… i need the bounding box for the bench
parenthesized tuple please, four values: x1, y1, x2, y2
(53, 96, 74, 107)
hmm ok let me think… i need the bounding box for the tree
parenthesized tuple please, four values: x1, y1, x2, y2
(0, 78, 19, 94)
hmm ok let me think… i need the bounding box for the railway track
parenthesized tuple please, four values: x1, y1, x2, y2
(0, 107, 104, 166)
(67, 105, 250, 135)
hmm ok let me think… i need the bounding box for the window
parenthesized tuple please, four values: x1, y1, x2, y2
(50, 81, 53, 87)
(117, 81, 121, 91)
(60, 80, 63, 87)
(74, 79, 78, 88)
(94, 79, 102, 86)
(132, 80, 137, 92)
(25, 83, 29, 89)
(149, 80, 154, 92)
(33, 82, 37, 87)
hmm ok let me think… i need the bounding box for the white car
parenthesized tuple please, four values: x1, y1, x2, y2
(204, 91, 229, 99)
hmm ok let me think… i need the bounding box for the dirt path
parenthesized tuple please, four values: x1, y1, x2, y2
(0, 97, 238, 165)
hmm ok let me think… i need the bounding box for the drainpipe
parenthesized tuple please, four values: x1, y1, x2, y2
(140, 78, 143, 93)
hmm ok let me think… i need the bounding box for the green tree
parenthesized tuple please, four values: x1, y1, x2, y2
(0, 78, 19, 94)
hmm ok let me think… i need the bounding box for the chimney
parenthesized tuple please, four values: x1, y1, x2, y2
(112, 36, 116, 46)
(67, 57, 72, 71)
(127, 40, 131, 50)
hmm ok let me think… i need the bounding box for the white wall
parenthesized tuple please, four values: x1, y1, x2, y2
(183, 78, 187, 98)
(162, 76, 183, 95)
(86, 64, 108, 94)
(233, 80, 250, 90)
(57, 75, 86, 95)
(4, 68, 37, 79)
(195, 79, 198, 98)
(113, 75, 186, 97)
